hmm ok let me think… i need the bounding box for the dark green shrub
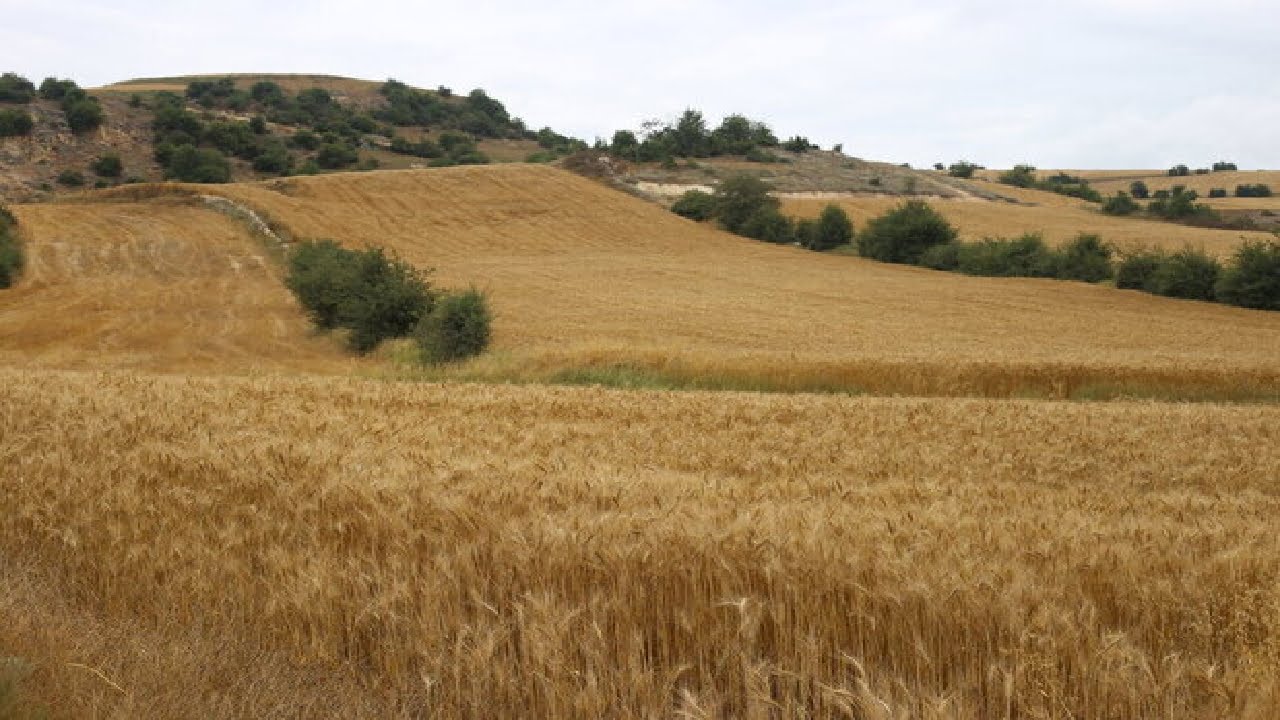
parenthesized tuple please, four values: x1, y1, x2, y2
(1213, 161, 1238, 172)
(1115, 250, 1164, 291)
(947, 161, 981, 178)
(63, 98, 104, 134)
(857, 200, 958, 264)
(252, 140, 293, 174)
(782, 136, 813, 153)
(1101, 192, 1139, 216)
(290, 130, 320, 150)
(0, 204, 22, 288)
(1149, 248, 1221, 301)
(804, 204, 853, 251)
(1129, 181, 1150, 199)
(1054, 233, 1114, 282)
(414, 288, 491, 363)
(1168, 165, 1190, 177)
(712, 174, 777, 234)
(315, 142, 358, 169)
(37, 77, 77, 101)
(1235, 184, 1273, 198)
(998, 165, 1038, 188)
(919, 242, 962, 271)
(0, 72, 35, 103)
(1208, 188, 1228, 199)
(1148, 186, 1215, 221)
(671, 190, 715, 221)
(0, 109, 33, 137)
(740, 207, 795, 244)
(203, 120, 259, 159)
(744, 147, 785, 163)
(164, 146, 232, 183)
(1215, 240, 1280, 310)
(56, 169, 85, 187)
(92, 153, 123, 177)
(954, 234, 1058, 278)
(286, 239, 434, 353)
(128, 94, 143, 108)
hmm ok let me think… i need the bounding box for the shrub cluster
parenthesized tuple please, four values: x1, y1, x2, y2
(671, 190, 715, 221)
(1147, 185, 1217, 222)
(1114, 244, 1280, 308)
(286, 240, 434, 353)
(38, 78, 103, 134)
(921, 233, 1113, 282)
(671, 175, 854, 250)
(286, 239, 493, 359)
(947, 161, 982, 178)
(0, 204, 22, 288)
(998, 165, 1101, 202)
(376, 80, 522, 139)
(1235, 184, 1273, 198)
(92, 153, 123, 178)
(1212, 161, 1238, 172)
(607, 110, 782, 163)
(1101, 192, 1140, 216)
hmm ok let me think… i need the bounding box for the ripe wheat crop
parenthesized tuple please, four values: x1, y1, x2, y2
(1, 369, 1278, 718)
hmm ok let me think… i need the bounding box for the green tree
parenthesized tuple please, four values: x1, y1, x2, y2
(670, 190, 715, 221)
(857, 200, 958, 264)
(164, 146, 232, 183)
(64, 98, 104, 133)
(1101, 192, 1139, 216)
(672, 109, 710, 157)
(711, 174, 777, 234)
(998, 165, 1038, 188)
(1129, 181, 1150, 199)
(1054, 234, 1114, 282)
(1149, 248, 1220, 301)
(947, 161, 981, 179)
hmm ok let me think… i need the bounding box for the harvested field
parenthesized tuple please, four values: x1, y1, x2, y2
(0, 199, 353, 374)
(2, 369, 1278, 718)
(189, 165, 1280, 399)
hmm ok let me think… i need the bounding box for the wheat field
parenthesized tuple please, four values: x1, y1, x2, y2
(2, 369, 1278, 718)
(178, 166, 1280, 399)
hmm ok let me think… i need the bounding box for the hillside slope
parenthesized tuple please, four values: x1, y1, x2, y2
(197, 164, 1280, 397)
(0, 198, 353, 373)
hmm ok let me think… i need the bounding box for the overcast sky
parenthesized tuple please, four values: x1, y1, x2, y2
(4, 0, 1278, 168)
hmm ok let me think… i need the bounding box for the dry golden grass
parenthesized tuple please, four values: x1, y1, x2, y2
(187, 165, 1280, 398)
(2, 369, 1278, 718)
(0, 198, 353, 374)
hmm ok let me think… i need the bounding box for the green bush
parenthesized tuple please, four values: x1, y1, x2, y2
(712, 174, 777, 234)
(1148, 247, 1220, 301)
(0, 108, 33, 137)
(919, 242, 962, 271)
(671, 190, 715, 221)
(414, 288, 491, 363)
(1168, 165, 1190, 177)
(857, 200, 958, 264)
(740, 207, 795, 244)
(63, 97, 104, 134)
(948, 161, 981, 178)
(286, 239, 434, 353)
(1235, 184, 1273, 198)
(1208, 188, 1228, 199)
(1212, 161, 1238, 172)
(0, 204, 22, 288)
(1115, 250, 1164, 291)
(56, 169, 85, 187)
(92, 153, 123, 178)
(164, 146, 232, 183)
(1148, 186, 1215, 221)
(803, 204, 853, 251)
(0, 72, 35, 103)
(1054, 233, 1114, 282)
(252, 140, 293, 174)
(1101, 192, 1139, 216)
(1129, 181, 1150, 199)
(954, 234, 1059, 278)
(1215, 240, 1280, 310)
(998, 165, 1038, 188)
